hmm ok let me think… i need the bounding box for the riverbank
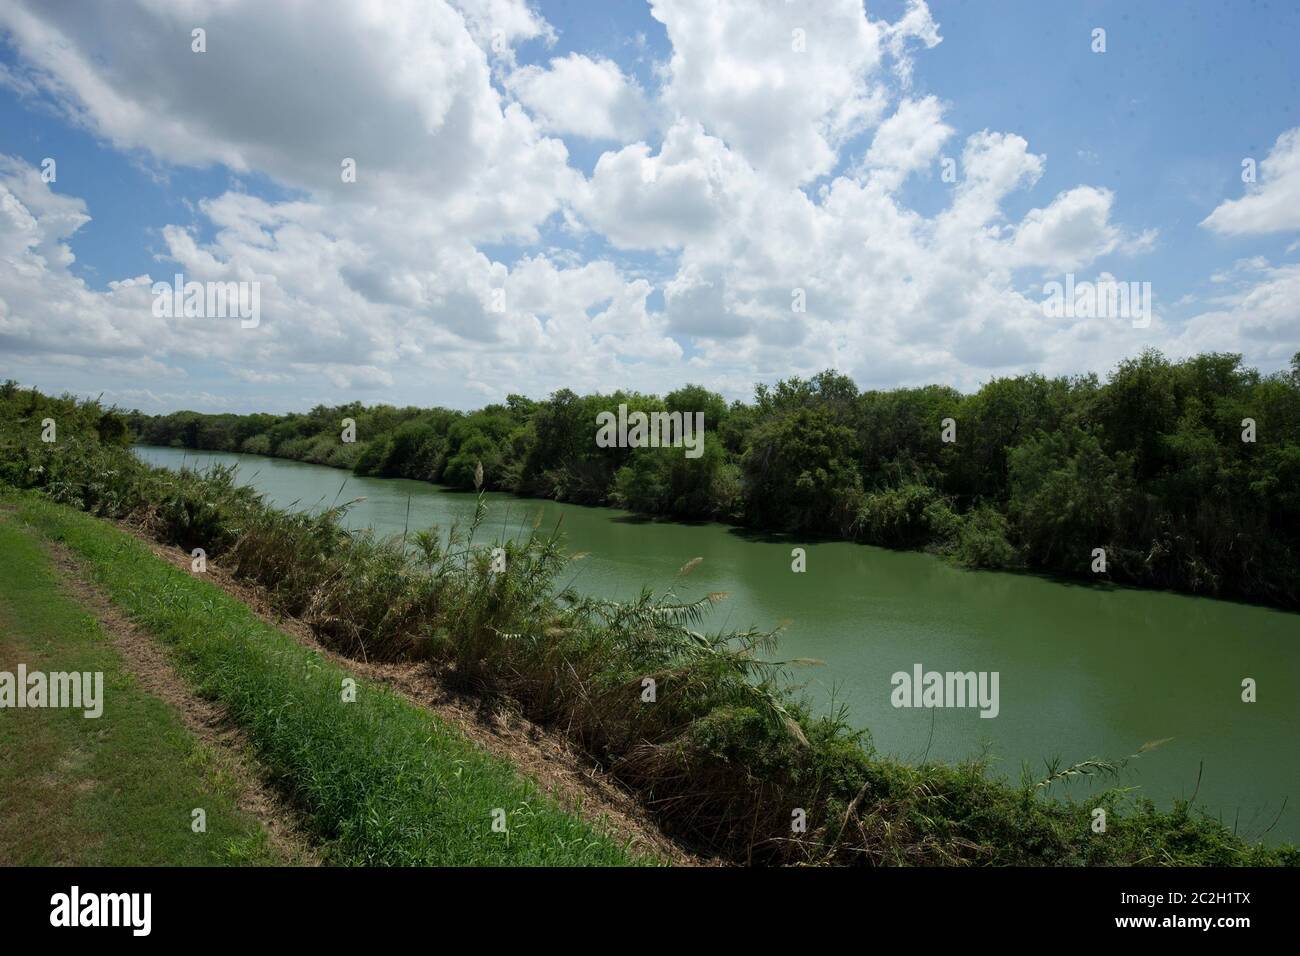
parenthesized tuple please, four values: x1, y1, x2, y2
(132, 442, 1300, 845)
(4, 393, 1294, 865)
(0, 491, 653, 866)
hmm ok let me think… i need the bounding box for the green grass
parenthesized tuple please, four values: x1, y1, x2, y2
(0, 512, 281, 865)
(3, 492, 645, 866)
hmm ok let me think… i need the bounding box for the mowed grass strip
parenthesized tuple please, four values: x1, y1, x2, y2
(0, 512, 281, 865)
(7, 493, 644, 866)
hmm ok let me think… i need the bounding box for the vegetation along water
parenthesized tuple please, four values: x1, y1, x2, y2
(132, 442, 1300, 847)
(4, 357, 1297, 861)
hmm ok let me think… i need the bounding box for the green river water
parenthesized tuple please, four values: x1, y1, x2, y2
(134, 444, 1300, 843)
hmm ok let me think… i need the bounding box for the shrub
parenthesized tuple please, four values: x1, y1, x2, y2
(853, 481, 957, 547)
(953, 504, 1019, 568)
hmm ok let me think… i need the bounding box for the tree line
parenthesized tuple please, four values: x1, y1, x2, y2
(124, 349, 1300, 608)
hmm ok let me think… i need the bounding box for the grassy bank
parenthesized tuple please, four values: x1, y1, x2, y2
(2, 492, 642, 866)
(0, 512, 285, 865)
(1, 400, 1295, 865)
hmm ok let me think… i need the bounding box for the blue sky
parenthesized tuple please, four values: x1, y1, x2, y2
(1, 0, 1297, 413)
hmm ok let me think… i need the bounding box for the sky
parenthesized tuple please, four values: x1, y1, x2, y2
(0, 0, 1298, 414)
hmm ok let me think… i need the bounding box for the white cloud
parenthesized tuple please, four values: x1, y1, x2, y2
(510, 54, 651, 140)
(1174, 260, 1300, 367)
(0, 0, 575, 242)
(881, 0, 944, 87)
(450, 0, 555, 62)
(1202, 127, 1300, 236)
(647, 0, 935, 185)
(1011, 186, 1121, 271)
(577, 120, 741, 250)
(629, 114, 1162, 389)
(861, 95, 953, 188)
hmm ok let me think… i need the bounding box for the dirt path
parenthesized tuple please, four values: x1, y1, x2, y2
(115, 523, 704, 866)
(40, 539, 324, 867)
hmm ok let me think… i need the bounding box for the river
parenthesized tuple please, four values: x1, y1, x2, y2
(134, 444, 1299, 843)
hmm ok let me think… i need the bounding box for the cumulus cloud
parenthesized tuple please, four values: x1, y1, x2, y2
(577, 120, 743, 250)
(860, 95, 953, 188)
(1011, 186, 1121, 271)
(0, 0, 575, 240)
(451, 0, 555, 61)
(1202, 127, 1300, 236)
(510, 54, 652, 140)
(647, 0, 933, 185)
(1174, 260, 1300, 367)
